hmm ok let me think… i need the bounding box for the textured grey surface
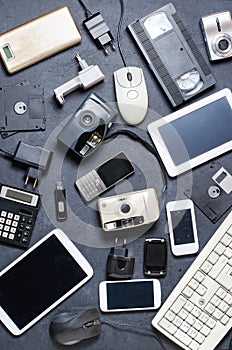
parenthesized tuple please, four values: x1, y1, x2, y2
(0, 0, 231, 349)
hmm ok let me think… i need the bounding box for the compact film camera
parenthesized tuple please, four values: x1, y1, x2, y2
(98, 188, 160, 231)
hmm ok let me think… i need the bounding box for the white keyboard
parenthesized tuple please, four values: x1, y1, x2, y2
(152, 211, 232, 350)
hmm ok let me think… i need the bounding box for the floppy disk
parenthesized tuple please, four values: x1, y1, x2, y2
(184, 162, 232, 223)
(128, 3, 216, 107)
(0, 81, 46, 135)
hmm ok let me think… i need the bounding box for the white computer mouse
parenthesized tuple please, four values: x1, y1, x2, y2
(114, 66, 148, 125)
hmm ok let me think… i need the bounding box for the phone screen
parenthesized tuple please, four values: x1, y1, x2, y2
(106, 281, 154, 310)
(97, 153, 134, 187)
(144, 240, 167, 274)
(171, 209, 194, 245)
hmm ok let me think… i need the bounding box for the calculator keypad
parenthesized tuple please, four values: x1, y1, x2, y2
(0, 210, 33, 247)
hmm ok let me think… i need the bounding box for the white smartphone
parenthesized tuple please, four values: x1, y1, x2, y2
(0, 229, 93, 335)
(99, 279, 161, 312)
(166, 199, 199, 256)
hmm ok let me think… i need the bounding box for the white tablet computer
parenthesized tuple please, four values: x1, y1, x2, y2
(0, 229, 93, 335)
(148, 88, 232, 177)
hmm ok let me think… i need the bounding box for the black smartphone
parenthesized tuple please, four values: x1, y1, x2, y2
(144, 238, 167, 277)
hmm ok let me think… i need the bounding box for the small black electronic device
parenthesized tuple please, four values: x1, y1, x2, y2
(75, 152, 134, 202)
(128, 3, 216, 107)
(50, 308, 101, 345)
(106, 238, 135, 280)
(0, 184, 40, 248)
(200, 11, 232, 61)
(57, 93, 117, 158)
(144, 238, 167, 277)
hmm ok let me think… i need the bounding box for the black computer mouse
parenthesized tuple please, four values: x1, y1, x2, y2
(49, 308, 101, 346)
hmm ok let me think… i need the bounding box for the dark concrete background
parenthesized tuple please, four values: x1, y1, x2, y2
(0, 0, 231, 349)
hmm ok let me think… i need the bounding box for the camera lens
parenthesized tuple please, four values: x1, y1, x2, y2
(120, 204, 131, 214)
(79, 111, 96, 128)
(218, 39, 229, 51)
(82, 114, 93, 125)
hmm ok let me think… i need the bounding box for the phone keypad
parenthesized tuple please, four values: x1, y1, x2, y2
(0, 210, 34, 247)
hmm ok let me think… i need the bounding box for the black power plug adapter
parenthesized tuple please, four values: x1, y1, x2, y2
(13, 141, 53, 188)
(106, 238, 135, 280)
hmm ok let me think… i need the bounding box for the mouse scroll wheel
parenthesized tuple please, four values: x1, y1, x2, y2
(127, 72, 132, 81)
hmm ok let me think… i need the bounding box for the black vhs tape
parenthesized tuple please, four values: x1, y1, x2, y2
(128, 3, 216, 107)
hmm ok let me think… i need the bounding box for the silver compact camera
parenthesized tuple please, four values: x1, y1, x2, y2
(98, 188, 160, 231)
(200, 11, 232, 61)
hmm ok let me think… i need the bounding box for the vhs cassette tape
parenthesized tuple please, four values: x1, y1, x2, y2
(128, 3, 216, 107)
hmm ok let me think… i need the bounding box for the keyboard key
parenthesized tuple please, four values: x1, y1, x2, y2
(186, 314, 196, 326)
(227, 307, 232, 317)
(224, 247, 232, 259)
(0, 224, 3, 230)
(173, 316, 182, 327)
(214, 242, 226, 255)
(205, 303, 215, 314)
(194, 271, 205, 283)
(211, 295, 221, 307)
(188, 279, 199, 290)
(4, 225, 9, 232)
(199, 312, 209, 323)
(9, 234, 14, 240)
(14, 214, 20, 221)
(187, 327, 198, 338)
(221, 315, 230, 325)
(12, 221, 18, 227)
(2, 232, 8, 238)
(206, 317, 216, 329)
(182, 286, 193, 298)
(174, 329, 192, 346)
(200, 325, 210, 337)
(207, 251, 219, 264)
(0, 218, 5, 223)
(191, 306, 201, 318)
(193, 320, 203, 331)
(208, 256, 227, 279)
(200, 261, 213, 274)
(218, 300, 229, 312)
(212, 309, 223, 320)
(170, 295, 186, 314)
(180, 321, 190, 333)
(179, 309, 188, 320)
(184, 301, 194, 312)
(6, 219, 11, 225)
(1, 211, 7, 217)
(195, 332, 205, 344)
(10, 227, 16, 234)
(221, 233, 232, 246)
(225, 293, 232, 305)
(189, 340, 200, 350)
(159, 318, 177, 335)
(216, 265, 232, 290)
(7, 213, 13, 219)
(196, 284, 207, 296)
(165, 311, 175, 322)
(216, 288, 227, 299)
